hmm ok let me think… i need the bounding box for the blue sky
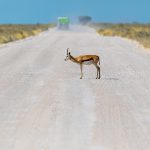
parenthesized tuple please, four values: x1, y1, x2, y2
(0, 0, 149, 23)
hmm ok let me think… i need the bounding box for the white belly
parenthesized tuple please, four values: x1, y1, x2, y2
(83, 60, 93, 65)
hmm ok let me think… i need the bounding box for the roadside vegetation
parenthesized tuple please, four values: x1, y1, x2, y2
(0, 24, 55, 44)
(91, 23, 150, 48)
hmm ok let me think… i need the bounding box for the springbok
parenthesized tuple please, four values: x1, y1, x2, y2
(65, 48, 101, 79)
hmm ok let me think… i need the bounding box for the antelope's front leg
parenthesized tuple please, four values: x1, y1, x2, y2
(80, 64, 83, 79)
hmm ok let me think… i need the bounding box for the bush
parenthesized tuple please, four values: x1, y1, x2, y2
(94, 23, 150, 48)
(0, 24, 55, 44)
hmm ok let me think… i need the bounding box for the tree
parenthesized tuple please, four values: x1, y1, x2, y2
(78, 16, 92, 25)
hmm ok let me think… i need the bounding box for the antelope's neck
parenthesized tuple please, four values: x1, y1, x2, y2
(70, 55, 79, 64)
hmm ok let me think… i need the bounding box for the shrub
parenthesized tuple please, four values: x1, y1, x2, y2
(0, 24, 55, 44)
(95, 23, 150, 48)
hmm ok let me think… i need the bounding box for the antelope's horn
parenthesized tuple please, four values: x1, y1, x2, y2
(67, 48, 69, 54)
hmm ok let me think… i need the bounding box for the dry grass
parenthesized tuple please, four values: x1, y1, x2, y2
(0, 24, 55, 44)
(91, 23, 150, 48)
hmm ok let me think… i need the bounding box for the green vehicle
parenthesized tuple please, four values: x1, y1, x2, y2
(57, 17, 70, 29)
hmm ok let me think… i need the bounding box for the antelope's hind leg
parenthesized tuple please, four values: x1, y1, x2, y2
(94, 63, 99, 79)
(96, 65, 101, 79)
(96, 67, 98, 79)
(98, 66, 100, 79)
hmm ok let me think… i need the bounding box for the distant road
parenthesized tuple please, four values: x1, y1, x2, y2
(0, 25, 150, 150)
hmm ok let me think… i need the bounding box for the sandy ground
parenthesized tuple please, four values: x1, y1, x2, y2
(0, 25, 150, 150)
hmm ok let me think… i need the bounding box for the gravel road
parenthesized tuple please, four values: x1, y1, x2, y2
(0, 25, 150, 150)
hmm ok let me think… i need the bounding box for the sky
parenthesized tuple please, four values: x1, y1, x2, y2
(0, 0, 149, 24)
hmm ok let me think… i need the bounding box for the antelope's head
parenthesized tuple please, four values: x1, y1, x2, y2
(64, 48, 71, 61)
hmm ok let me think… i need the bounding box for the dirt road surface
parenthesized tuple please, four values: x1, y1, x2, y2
(0, 25, 150, 150)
